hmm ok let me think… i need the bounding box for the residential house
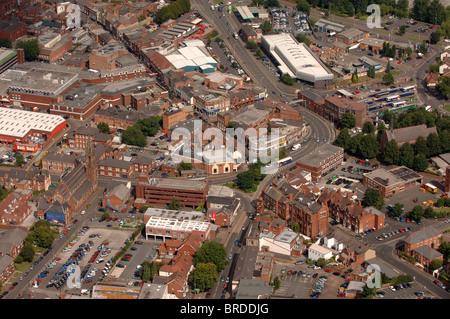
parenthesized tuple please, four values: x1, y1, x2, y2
(403, 226, 443, 267)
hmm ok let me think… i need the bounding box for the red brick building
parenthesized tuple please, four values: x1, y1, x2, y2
(295, 144, 344, 182)
(403, 227, 443, 267)
(135, 177, 208, 209)
(0, 192, 32, 226)
(362, 166, 423, 197)
(318, 189, 386, 233)
(257, 176, 329, 238)
(0, 21, 27, 42)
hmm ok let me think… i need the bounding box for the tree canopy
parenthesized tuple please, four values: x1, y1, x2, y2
(193, 241, 228, 272)
(15, 39, 40, 61)
(155, 0, 191, 24)
(362, 188, 384, 210)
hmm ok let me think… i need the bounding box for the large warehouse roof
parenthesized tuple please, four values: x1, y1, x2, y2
(0, 108, 66, 139)
(261, 34, 333, 83)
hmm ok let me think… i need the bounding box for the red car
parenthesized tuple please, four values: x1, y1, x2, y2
(337, 293, 346, 297)
(324, 268, 331, 273)
(73, 219, 78, 224)
(224, 283, 228, 289)
(398, 228, 404, 233)
(63, 229, 69, 235)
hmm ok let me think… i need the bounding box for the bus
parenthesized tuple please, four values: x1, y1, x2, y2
(374, 91, 391, 98)
(386, 95, 400, 102)
(277, 157, 293, 167)
(401, 85, 415, 92)
(392, 101, 406, 108)
(423, 183, 437, 193)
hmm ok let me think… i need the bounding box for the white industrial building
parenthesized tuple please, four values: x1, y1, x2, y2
(307, 243, 333, 261)
(165, 44, 217, 74)
(261, 34, 333, 88)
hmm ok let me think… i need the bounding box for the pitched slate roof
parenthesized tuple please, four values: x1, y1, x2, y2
(404, 226, 442, 245)
(386, 124, 437, 144)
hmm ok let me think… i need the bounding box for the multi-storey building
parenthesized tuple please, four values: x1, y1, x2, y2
(257, 175, 328, 238)
(363, 166, 423, 197)
(403, 227, 443, 267)
(318, 189, 386, 233)
(193, 93, 230, 118)
(295, 144, 344, 182)
(135, 177, 208, 209)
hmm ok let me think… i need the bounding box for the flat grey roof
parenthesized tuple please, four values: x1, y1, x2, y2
(297, 144, 343, 167)
(146, 177, 207, 191)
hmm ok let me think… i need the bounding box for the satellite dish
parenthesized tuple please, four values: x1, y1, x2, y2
(66, 4, 81, 29)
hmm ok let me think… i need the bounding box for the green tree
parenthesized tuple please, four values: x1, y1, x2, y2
(429, 259, 443, 271)
(0, 37, 12, 48)
(169, 198, 180, 210)
(281, 74, 295, 86)
(368, 65, 376, 78)
(362, 188, 384, 210)
(296, 0, 310, 14)
(361, 285, 377, 299)
(15, 154, 25, 167)
(28, 220, 56, 248)
(390, 203, 404, 218)
(18, 242, 35, 262)
(15, 38, 40, 61)
(426, 132, 442, 157)
(410, 205, 424, 222)
(363, 121, 376, 134)
(430, 31, 441, 44)
(376, 121, 387, 143)
(351, 69, 359, 84)
(424, 206, 435, 218)
(264, 0, 280, 8)
(189, 262, 218, 292)
(438, 240, 450, 262)
(177, 162, 193, 173)
(237, 170, 256, 192)
(316, 258, 327, 268)
(193, 241, 228, 272)
(412, 153, 428, 171)
(121, 126, 147, 147)
(295, 33, 310, 46)
(359, 134, 379, 159)
(399, 142, 414, 168)
(97, 122, 111, 134)
(383, 72, 394, 85)
(439, 130, 450, 153)
(413, 135, 429, 156)
(398, 25, 406, 35)
(260, 20, 272, 32)
(272, 277, 281, 290)
(436, 76, 450, 98)
(340, 112, 356, 129)
(246, 40, 258, 51)
(381, 140, 400, 165)
(334, 128, 352, 150)
(348, 133, 363, 155)
(135, 116, 162, 137)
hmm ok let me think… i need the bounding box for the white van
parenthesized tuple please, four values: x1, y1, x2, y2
(292, 143, 301, 150)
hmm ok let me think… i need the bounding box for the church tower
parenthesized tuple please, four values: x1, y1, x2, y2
(86, 136, 98, 188)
